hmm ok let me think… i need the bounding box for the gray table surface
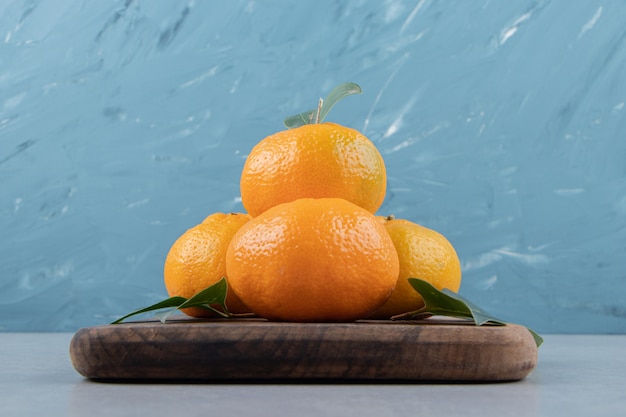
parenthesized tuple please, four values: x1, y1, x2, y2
(1, 333, 625, 416)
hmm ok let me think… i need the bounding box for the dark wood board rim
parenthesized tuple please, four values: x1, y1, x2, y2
(70, 317, 538, 383)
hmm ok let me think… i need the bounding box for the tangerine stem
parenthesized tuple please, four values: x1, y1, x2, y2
(284, 83, 362, 128)
(315, 97, 323, 124)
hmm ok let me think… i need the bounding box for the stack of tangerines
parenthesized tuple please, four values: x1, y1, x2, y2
(163, 87, 461, 322)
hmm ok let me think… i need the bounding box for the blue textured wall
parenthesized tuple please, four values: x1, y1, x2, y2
(1, 1, 625, 333)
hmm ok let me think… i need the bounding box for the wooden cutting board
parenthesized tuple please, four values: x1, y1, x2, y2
(69, 317, 538, 382)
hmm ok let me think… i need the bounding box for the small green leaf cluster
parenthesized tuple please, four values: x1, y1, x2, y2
(399, 279, 543, 347)
(111, 278, 234, 324)
(283, 82, 362, 128)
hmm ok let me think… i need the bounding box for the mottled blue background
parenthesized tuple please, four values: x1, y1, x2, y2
(1, 1, 625, 333)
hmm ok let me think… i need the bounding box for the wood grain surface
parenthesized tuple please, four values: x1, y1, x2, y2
(69, 317, 538, 382)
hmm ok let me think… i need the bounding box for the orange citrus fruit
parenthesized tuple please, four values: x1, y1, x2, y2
(164, 212, 251, 317)
(239, 123, 387, 217)
(370, 216, 462, 319)
(225, 198, 399, 322)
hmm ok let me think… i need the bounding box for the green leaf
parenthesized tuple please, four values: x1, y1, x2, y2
(318, 82, 362, 123)
(110, 277, 230, 324)
(283, 82, 362, 128)
(177, 277, 230, 318)
(110, 296, 188, 324)
(283, 110, 316, 129)
(397, 278, 543, 347)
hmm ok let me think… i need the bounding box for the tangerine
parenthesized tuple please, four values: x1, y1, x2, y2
(164, 212, 251, 317)
(370, 216, 462, 319)
(239, 123, 387, 217)
(225, 198, 399, 322)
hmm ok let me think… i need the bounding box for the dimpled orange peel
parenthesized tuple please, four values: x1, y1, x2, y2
(225, 198, 400, 322)
(164, 212, 251, 317)
(370, 216, 462, 319)
(239, 122, 387, 217)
